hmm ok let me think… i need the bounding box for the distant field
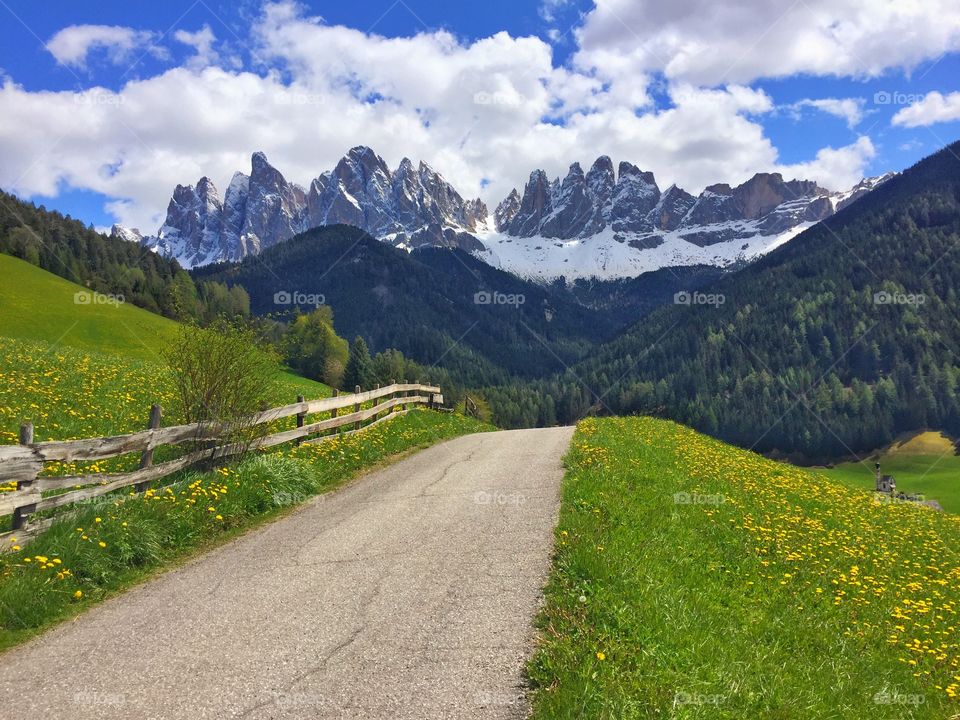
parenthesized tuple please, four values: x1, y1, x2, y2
(820, 432, 960, 514)
(530, 417, 960, 718)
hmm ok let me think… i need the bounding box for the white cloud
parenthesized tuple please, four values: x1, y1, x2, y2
(778, 136, 876, 190)
(46, 24, 161, 69)
(574, 0, 960, 85)
(1, 1, 884, 233)
(892, 91, 960, 128)
(174, 25, 221, 71)
(789, 98, 865, 129)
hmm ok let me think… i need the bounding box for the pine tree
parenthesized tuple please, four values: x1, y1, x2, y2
(343, 336, 375, 390)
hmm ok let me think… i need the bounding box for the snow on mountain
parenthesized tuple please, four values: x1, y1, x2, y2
(131, 147, 489, 268)
(482, 159, 894, 280)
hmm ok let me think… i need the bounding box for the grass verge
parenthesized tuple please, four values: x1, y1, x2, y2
(528, 416, 960, 719)
(0, 409, 492, 652)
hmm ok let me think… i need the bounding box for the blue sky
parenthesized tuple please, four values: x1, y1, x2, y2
(1, 0, 958, 232)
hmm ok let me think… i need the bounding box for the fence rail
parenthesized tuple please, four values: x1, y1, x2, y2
(0, 382, 442, 545)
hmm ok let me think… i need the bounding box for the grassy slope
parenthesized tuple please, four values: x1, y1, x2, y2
(0, 253, 327, 442)
(0, 252, 176, 360)
(819, 432, 960, 514)
(530, 417, 960, 719)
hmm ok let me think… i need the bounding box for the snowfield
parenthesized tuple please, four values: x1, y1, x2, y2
(474, 222, 813, 281)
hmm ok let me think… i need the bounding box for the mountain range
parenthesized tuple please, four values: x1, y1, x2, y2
(116, 147, 893, 279)
(117, 147, 488, 268)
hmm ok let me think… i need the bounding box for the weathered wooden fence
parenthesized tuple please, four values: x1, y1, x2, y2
(0, 382, 442, 545)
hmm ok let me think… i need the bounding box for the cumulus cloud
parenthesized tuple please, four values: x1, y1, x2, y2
(778, 136, 876, 191)
(173, 25, 222, 71)
(46, 24, 162, 69)
(574, 0, 960, 85)
(1, 1, 914, 232)
(789, 98, 865, 129)
(892, 91, 960, 128)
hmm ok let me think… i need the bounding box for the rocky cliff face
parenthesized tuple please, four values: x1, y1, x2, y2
(478, 157, 893, 280)
(497, 157, 856, 247)
(131, 147, 488, 268)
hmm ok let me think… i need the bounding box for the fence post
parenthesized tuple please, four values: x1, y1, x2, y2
(295, 395, 306, 445)
(331, 389, 339, 435)
(354, 385, 362, 431)
(135, 404, 163, 492)
(390, 379, 396, 414)
(373, 384, 380, 422)
(12, 422, 36, 531)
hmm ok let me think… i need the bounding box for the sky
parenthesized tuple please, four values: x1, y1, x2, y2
(0, 0, 959, 234)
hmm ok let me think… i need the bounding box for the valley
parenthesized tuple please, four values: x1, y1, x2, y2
(1, 5, 959, 713)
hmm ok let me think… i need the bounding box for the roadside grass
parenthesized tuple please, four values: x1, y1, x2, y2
(0, 408, 492, 652)
(529, 416, 960, 719)
(819, 433, 960, 514)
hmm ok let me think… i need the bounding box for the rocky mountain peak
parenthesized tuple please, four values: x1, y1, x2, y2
(137, 148, 490, 267)
(495, 189, 521, 232)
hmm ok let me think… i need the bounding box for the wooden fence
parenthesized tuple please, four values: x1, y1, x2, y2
(0, 382, 442, 545)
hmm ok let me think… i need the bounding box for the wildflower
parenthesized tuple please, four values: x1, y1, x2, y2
(596, 652, 606, 661)
(73, 590, 83, 599)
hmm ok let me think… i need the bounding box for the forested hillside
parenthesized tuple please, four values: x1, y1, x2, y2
(0, 191, 248, 322)
(488, 142, 960, 460)
(193, 226, 622, 387)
